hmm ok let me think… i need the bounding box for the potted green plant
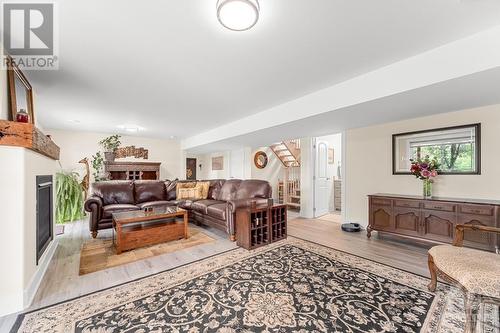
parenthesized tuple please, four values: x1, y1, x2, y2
(91, 151, 106, 181)
(56, 171, 85, 224)
(98, 134, 121, 162)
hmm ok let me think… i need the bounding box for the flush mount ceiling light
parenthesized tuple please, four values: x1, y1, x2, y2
(216, 0, 260, 31)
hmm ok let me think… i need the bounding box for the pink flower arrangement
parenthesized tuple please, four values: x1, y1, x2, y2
(410, 156, 439, 181)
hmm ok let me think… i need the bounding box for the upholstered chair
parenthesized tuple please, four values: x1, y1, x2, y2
(427, 225, 500, 333)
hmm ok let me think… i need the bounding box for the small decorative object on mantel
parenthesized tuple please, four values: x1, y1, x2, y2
(410, 155, 439, 199)
(98, 135, 121, 162)
(16, 109, 29, 123)
(114, 146, 149, 159)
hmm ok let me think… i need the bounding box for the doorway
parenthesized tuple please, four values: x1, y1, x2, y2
(186, 158, 197, 180)
(313, 133, 342, 221)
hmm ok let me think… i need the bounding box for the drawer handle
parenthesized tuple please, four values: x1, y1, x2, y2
(470, 209, 482, 214)
(433, 206, 443, 209)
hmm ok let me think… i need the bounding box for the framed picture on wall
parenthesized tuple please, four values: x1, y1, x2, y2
(7, 56, 35, 124)
(212, 156, 224, 170)
(328, 148, 334, 164)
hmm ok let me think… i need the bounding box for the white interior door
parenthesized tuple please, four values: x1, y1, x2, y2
(314, 140, 330, 217)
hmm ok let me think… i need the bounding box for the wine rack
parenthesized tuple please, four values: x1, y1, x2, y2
(270, 205, 287, 242)
(236, 204, 287, 250)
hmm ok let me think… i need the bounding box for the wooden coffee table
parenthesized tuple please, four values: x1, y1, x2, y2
(112, 206, 188, 254)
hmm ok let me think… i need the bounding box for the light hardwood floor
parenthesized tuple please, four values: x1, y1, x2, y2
(0, 216, 432, 332)
(288, 217, 430, 277)
(0, 220, 238, 332)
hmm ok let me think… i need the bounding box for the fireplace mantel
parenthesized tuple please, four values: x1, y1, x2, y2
(0, 120, 60, 160)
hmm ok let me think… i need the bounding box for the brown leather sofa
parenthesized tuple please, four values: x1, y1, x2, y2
(84, 179, 272, 240)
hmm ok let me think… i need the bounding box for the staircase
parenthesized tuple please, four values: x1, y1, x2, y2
(270, 140, 301, 167)
(278, 177, 300, 210)
(272, 140, 301, 209)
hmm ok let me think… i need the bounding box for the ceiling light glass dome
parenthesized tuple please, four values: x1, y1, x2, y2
(216, 0, 260, 31)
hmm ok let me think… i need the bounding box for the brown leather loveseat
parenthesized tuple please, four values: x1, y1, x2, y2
(84, 179, 272, 241)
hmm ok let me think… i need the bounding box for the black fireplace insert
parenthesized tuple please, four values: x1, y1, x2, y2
(36, 175, 53, 264)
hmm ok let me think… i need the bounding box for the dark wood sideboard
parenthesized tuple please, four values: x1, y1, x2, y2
(368, 194, 500, 252)
(105, 161, 161, 180)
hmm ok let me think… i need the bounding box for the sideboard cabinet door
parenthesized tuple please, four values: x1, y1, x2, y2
(370, 205, 393, 232)
(393, 208, 421, 237)
(420, 210, 455, 243)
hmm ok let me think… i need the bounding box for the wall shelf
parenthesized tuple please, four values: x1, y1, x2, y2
(0, 120, 60, 160)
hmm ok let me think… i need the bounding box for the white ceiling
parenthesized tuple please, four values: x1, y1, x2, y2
(27, 0, 500, 139)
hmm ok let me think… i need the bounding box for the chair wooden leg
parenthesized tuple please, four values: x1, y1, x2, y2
(91, 231, 98, 239)
(464, 293, 480, 333)
(427, 254, 438, 292)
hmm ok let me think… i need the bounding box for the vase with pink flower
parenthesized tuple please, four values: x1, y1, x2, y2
(410, 156, 439, 199)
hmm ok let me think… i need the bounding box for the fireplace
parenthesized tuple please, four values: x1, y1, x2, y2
(36, 175, 53, 264)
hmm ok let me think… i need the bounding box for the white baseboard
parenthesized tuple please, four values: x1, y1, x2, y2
(23, 238, 59, 308)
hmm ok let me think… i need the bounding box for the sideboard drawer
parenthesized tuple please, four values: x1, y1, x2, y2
(459, 205, 495, 216)
(371, 198, 392, 206)
(423, 202, 456, 212)
(394, 200, 420, 209)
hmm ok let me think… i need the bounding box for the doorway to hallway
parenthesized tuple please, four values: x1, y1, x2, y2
(313, 133, 343, 221)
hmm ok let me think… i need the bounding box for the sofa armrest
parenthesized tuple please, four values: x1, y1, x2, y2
(84, 196, 103, 213)
(226, 198, 270, 240)
(227, 198, 269, 213)
(84, 196, 103, 235)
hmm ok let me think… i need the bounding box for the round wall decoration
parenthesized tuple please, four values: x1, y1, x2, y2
(254, 151, 268, 169)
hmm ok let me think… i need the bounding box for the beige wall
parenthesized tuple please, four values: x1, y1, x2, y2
(344, 104, 500, 226)
(0, 147, 25, 315)
(46, 129, 182, 181)
(0, 147, 58, 316)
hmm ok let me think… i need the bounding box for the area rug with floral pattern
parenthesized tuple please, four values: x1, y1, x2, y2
(12, 238, 498, 333)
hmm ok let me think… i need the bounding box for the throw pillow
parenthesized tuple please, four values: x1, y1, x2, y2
(177, 186, 204, 200)
(165, 179, 178, 201)
(176, 181, 197, 198)
(196, 181, 210, 199)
